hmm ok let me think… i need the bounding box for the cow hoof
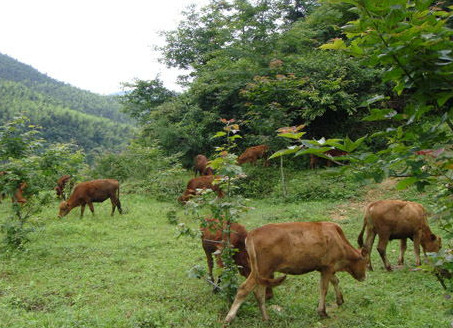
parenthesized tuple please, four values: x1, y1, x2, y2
(385, 266, 393, 272)
(318, 310, 329, 318)
(336, 297, 344, 306)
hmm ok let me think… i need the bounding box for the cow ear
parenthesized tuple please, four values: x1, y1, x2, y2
(360, 248, 368, 257)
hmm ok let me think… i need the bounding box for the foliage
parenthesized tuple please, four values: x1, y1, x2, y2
(318, 0, 453, 289)
(177, 119, 251, 302)
(0, 52, 131, 123)
(119, 78, 177, 125)
(90, 142, 184, 201)
(0, 80, 135, 160)
(0, 117, 86, 250)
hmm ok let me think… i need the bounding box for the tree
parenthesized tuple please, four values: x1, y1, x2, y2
(119, 78, 177, 125)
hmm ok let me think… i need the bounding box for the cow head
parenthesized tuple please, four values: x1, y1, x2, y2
(348, 248, 368, 281)
(422, 232, 442, 253)
(58, 201, 70, 218)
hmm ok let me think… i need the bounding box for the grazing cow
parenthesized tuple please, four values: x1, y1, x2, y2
(54, 174, 71, 199)
(13, 182, 27, 204)
(58, 179, 122, 218)
(309, 149, 348, 169)
(224, 221, 367, 323)
(201, 218, 273, 299)
(0, 171, 27, 204)
(357, 199, 441, 271)
(237, 145, 269, 166)
(178, 175, 224, 203)
(194, 154, 213, 176)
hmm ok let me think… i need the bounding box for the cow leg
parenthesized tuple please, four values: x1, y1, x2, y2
(364, 229, 376, 271)
(253, 284, 269, 321)
(224, 276, 257, 323)
(318, 270, 332, 318)
(204, 249, 215, 284)
(115, 197, 123, 214)
(329, 274, 344, 306)
(376, 236, 392, 271)
(398, 238, 407, 265)
(80, 204, 86, 218)
(88, 202, 95, 216)
(413, 232, 422, 266)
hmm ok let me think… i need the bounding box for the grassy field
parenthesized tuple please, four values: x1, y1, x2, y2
(0, 172, 451, 327)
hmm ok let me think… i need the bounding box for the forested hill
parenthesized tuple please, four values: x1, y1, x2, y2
(0, 53, 130, 123)
(0, 53, 135, 157)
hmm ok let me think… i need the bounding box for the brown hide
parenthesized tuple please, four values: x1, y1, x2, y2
(0, 171, 27, 204)
(201, 218, 273, 299)
(13, 182, 27, 203)
(225, 222, 367, 323)
(178, 175, 224, 203)
(357, 200, 441, 271)
(309, 149, 348, 169)
(194, 154, 213, 176)
(55, 174, 71, 199)
(237, 145, 269, 165)
(58, 179, 122, 218)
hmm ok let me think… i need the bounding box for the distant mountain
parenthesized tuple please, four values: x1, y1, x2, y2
(0, 53, 135, 157)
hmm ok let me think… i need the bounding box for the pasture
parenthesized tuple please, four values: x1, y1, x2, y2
(0, 171, 451, 328)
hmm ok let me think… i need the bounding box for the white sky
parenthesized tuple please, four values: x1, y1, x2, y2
(0, 0, 209, 95)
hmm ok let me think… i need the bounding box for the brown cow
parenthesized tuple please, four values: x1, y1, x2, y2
(54, 174, 71, 199)
(224, 221, 367, 323)
(357, 199, 441, 271)
(178, 175, 224, 203)
(0, 171, 27, 204)
(194, 154, 213, 176)
(237, 145, 269, 166)
(201, 218, 273, 299)
(58, 179, 122, 218)
(309, 149, 348, 169)
(13, 182, 27, 204)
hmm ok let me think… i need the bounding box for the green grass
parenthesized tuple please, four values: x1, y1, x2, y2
(0, 172, 451, 327)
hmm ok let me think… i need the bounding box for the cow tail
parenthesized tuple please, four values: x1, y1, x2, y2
(357, 206, 369, 247)
(247, 236, 286, 287)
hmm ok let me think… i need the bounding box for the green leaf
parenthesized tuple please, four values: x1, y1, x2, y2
(396, 177, 418, 190)
(212, 131, 226, 139)
(319, 38, 347, 50)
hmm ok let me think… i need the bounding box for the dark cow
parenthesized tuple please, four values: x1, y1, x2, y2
(224, 221, 367, 323)
(54, 174, 71, 199)
(237, 145, 269, 166)
(357, 199, 441, 271)
(201, 218, 273, 299)
(194, 154, 213, 176)
(309, 149, 348, 169)
(58, 179, 122, 218)
(178, 175, 224, 203)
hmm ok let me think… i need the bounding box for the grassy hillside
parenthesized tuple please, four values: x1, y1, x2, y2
(0, 170, 450, 328)
(0, 53, 135, 156)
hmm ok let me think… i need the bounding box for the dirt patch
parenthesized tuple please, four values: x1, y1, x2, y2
(330, 178, 402, 221)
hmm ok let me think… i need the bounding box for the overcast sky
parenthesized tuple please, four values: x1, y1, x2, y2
(0, 0, 209, 95)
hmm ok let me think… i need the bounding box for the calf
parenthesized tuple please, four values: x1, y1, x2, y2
(58, 179, 122, 218)
(201, 218, 273, 299)
(237, 145, 269, 166)
(178, 175, 224, 203)
(224, 221, 367, 323)
(194, 154, 213, 176)
(358, 199, 441, 271)
(54, 174, 71, 199)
